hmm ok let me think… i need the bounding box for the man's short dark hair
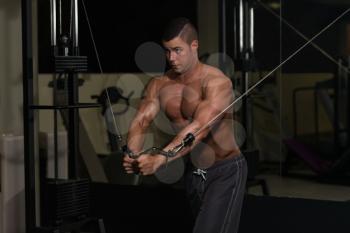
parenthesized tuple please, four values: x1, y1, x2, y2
(162, 17, 198, 44)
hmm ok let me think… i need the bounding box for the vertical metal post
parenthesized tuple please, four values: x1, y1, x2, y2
(59, 0, 62, 36)
(249, 5, 254, 54)
(219, 0, 227, 72)
(50, 0, 59, 179)
(241, 0, 249, 149)
(239, 0, 244, 55)
(234, 0, 254, 150)
(73, 0, 79, 53)
(68, 0, 79, 178)
(21, 0, 37, 231)
(347, 57, 350, 147)
(50, 0, 57, 47)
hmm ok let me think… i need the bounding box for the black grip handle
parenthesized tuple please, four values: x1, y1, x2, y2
(183, 133, 195, 147)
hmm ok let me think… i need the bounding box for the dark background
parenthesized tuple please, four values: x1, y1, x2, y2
(38, 0, 350, 73)
(37, 0, 197, 73)
(225, 0, 350, 73)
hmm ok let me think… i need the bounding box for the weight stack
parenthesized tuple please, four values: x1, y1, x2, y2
(42, 178, 90, 226)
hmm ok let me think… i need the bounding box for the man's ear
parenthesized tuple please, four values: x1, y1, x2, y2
(191, 40, 199, 50)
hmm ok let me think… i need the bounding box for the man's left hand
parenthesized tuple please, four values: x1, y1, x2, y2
(136, 154, 167, 175)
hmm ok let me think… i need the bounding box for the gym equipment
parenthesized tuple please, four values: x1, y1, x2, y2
(22, 0, 106, 232)
(284, 56, 350, 177)
(91, 86, 133, 152)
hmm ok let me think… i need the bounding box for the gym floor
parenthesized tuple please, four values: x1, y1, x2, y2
(248, 173, 350, 201)
(247, 160, 350, 201)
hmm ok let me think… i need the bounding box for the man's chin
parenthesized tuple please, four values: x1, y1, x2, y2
(172, 67, 182, 74)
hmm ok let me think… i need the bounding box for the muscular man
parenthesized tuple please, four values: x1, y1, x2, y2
(123, 17, 247, 233)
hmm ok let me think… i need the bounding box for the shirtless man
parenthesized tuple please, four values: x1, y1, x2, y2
(123, 17, 247, 233)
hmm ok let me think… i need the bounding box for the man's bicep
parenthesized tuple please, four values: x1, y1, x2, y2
(195, 78, 233, 121)
(207, 77, 233, 109)
(192, 100, 223, 129)
(188, 80, 231, 140)
(139, 78, 158, 99)
(135, 98, 160, 122)
(131, 79, 160, 128)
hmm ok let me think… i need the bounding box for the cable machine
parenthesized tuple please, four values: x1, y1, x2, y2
(22, 0, 105, 232)
(219, 0, 256, 150)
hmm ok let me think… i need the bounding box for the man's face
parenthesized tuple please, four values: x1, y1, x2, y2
(162, 36, 198, 74)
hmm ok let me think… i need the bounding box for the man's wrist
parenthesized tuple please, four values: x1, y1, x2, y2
(156, 154, 167, 167)
(123, 145, 136, 157)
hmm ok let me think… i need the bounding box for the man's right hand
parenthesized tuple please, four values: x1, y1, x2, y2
(123, 155, 139, 174)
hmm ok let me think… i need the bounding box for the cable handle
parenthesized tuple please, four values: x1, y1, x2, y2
(122, 133, 195, 159)
(167, 133, 195, 157)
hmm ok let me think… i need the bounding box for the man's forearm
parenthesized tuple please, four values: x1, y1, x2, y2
(126, 121, 149, 154)
(162, 121, 210, 163)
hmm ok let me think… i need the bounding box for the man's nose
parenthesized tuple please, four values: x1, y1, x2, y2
(169, 51, 176, 61)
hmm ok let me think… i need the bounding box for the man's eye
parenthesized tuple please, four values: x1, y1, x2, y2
(175, 48, 182, 54)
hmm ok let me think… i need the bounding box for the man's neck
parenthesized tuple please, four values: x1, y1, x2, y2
(177, 60, 202, 83)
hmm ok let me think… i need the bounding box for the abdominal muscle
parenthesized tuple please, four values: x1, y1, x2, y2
(170, 114, 241, 163)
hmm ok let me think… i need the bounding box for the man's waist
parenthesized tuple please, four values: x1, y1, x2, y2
(187, 150, 243, 171)
(208, 152, 243, 171)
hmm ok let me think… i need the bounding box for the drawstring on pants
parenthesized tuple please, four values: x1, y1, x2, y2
(193, 168, 207, 181)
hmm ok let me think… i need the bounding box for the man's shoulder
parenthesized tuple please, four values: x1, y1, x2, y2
(148, 74, 168, 85)
(151, 70, 174, 81)
(203, 64, 228, 76)
(203, 64, 231, 84)
(145, 74, 173, 93)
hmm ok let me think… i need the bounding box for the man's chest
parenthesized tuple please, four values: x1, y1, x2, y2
(158, 81, 204, 121)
